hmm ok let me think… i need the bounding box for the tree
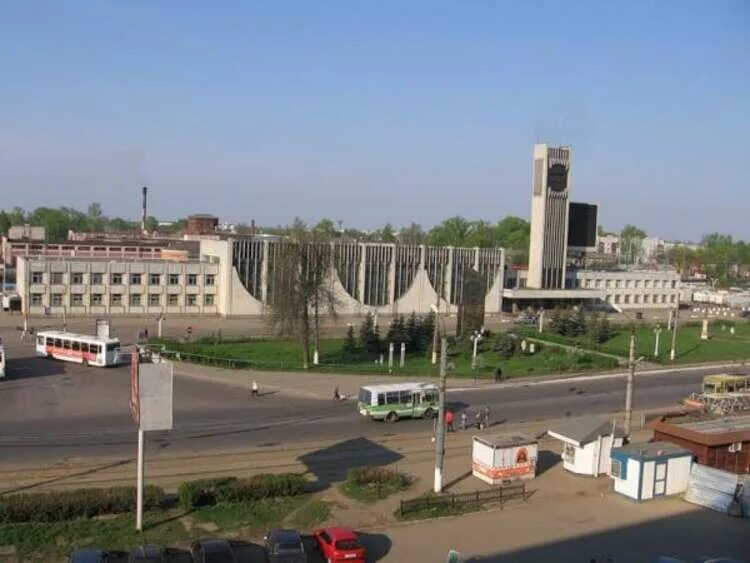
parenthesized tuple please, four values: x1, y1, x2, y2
(267, 224, 338, 369)
(494, 333, 516, 359)
(380, 223, 396, 243)
(427, 216, 472, 246)
(358, 313, 381, 356)
(494, 216, 530, 250)
(343, 325, 358, 356)
(313, 218, 337, 238)
(386, 314, 406, 345)
(0, 211, 10, 237)
(398, 223, 425, 245)
(620, 225, 647, 264)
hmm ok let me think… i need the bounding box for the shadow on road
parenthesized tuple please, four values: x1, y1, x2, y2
(3, 356, 68, 380)
(298, 437, 403, 491)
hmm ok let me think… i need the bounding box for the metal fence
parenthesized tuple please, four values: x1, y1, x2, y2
(398, 482, 530, 516)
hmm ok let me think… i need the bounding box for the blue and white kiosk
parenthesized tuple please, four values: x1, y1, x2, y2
(610, 442, 693, 501)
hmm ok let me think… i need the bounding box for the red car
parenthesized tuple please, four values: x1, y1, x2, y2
(313, 527, 366, 563)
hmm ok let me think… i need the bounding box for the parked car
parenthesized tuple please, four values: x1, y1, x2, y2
(69, 550, 127, 563)
(190, 539, 237, 563)
(264, 529, 307, 563)
(313, 527, 366, 563)
(129, 546, 164, 563)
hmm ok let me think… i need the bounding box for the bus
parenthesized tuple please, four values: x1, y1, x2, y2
(358, 382, 439, 422)
(35, 330, 121, 367)
(0, 342, 5, 378)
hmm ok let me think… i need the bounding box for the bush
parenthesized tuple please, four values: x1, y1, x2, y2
(346, 467, 411, 488)
(178, 473, 306, 509)
(0, 485, 165, 523)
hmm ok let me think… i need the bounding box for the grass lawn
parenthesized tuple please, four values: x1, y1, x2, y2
(0, 496, 322, 560)
(518, 321, 750, 365)
(149, 337, 619, 379)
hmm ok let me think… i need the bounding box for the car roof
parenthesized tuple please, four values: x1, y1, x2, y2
(268, 529, 303, 542)
(69, 550, 105, 563)
(324, 527, 357, 540)
(196, 539, 232, 552)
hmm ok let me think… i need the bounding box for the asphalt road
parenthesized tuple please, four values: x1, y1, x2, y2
(0, 333, 732, 465)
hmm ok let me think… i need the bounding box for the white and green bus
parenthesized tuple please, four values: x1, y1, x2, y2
(358, 382, 439, 422)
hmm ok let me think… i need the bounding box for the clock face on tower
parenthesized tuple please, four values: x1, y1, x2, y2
(547, 163, 568, 193)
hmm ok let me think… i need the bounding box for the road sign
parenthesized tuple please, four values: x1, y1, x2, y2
(130, 352, 140, 426)
(138, 363, 173, 432)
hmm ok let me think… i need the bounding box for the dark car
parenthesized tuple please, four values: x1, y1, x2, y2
(69, 550, 128, 563)
(264, 529, 307, 563)
(190, 539, 238, 563)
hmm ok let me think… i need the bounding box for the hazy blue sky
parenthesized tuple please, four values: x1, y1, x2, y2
(1, 1, 748, 241)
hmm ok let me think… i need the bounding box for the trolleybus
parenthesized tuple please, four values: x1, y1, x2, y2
(35, 330, 121, 367)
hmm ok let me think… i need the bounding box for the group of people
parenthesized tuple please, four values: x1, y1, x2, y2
(444, 405, 491, 432)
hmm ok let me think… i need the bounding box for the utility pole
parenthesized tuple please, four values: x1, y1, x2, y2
(670, 304, 679, 361)
(624, 328, 636, 437)
(434, 336, 448, 493)
(431, 299, 440, 365)
(653, 325, 662, 358)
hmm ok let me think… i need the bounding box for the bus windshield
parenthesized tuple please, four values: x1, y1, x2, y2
(358, 388, 372, 405)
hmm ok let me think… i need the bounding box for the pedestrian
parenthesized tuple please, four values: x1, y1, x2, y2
(251, 380, 259, 397)
(333, 385, 340, 400)
(484, 405, 491, 428)
(475, 410, 483, 430)
(460, 411, 467, 431)
(445, 409, 455, 432)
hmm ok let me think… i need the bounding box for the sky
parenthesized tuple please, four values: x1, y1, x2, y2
(0, 1, 748, 242)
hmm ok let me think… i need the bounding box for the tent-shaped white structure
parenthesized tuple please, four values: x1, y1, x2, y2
(547, 418, 625, 477)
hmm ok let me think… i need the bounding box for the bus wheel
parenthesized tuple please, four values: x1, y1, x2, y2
(385, 411, 399, 423)
(423, 408, 435, 419)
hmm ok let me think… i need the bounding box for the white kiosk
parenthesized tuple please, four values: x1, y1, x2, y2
(547, 419, 625, 477)
(472, 434, 538, 485)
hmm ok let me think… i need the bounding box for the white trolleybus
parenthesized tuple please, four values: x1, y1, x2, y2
(358, 382, 439, 422)
(35, 330, 121, 367)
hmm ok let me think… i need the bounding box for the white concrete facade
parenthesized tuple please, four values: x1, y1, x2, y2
(17, 257, 219, 317)
(573, 269, 680, 309)
(528, 144, 571, 290)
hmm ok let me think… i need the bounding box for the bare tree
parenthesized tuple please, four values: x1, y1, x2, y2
(267, 220, 338, 368)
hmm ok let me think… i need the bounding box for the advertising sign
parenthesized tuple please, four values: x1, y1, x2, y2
(130, 352, 140, 426)
(138, 363, 174, 431)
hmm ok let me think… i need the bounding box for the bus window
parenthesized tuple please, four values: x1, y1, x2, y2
(72, 341, 80, 352)
(90, 344, 100, 355)
(46, 337, 53, 346)
(54, 339, 62, 348)
(37, 336, 44, 346)
(377, 393, 385, 406)
(63, 340, 71, 350)
(358, 389, 372, 405)
(106, 343, 119, 351)
(386, 391, 400, 404)
(399, 391, 412, 403)
(81, 343, 89, 353)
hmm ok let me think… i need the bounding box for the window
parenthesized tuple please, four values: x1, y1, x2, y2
(91, 273, 103, 285)
(71, 293, 83, 306)
(72, 341, 80, 352)
(31, 272, 43, 284)
(377, 393, 385, 406)
(187, 274, 197, 286)
(614, 294, 620, 304)
(168, 294, 179, 306)
(112, 273, 123, 285)
(149, 294, 160, 306)
(670, 294, 676, 303)
(168, 274, 179, 285)
(51, 272, 63, 284)
(130, 274, 142, 285)
(320, 531, 332, 545)
(624, 295, 630, 304)
(129, 293, 141, 306)
(51, 293, 63, 306)
(90, 344, 100, 355)
(644, 280, 650, 289)
(634, 295, 641, 304)
(204, 274, 215, 286)
(386, 391, 400, 404)
(149, 274, 161, 285)
(111, 293, 122, 305)
(31, 293, 43, 306)
(611, 459, 625, 479)
(63, 339, 71, 350)
(54, 338, 62, 348)
(644, 295, 650, 304)
(186, 294, 197, 306)
(563, 444, 576, 464)
(91, 294, 103, 306)
(81, 343, 89, 353)
(204, 294, 215, 306)
(672, 280, 677, 289)
(605, 279, 612, 289)
(615, 280, 621, 289)
(71, 273, 83, 284)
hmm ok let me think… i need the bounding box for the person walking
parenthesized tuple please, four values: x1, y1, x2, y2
(333, 385, 340, 400)
(251, 380, 259, 397)
(475, 410, 483, 430)
(460, 411, 467, 431)
(445, 409, 455, 432)
(484, 405, 491, 428)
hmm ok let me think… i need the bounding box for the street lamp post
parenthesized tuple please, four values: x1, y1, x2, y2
(670, 301, 679, 361)
(653, 325, 662, 358)
(434, 336, 448, 493)
(471, 331, 483, 371)
(624, 328, 636, 437)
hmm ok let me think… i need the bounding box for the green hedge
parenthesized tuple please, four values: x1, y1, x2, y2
(178, 473, 307, 509)
(346, 466, 412, 488)
(0, 485, 165, 523)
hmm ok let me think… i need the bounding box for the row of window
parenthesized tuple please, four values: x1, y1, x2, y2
(30, 293, 215, 307)
(605, 294, 676, 305)
(31, 272, 215, 286)
(582, 278, 677, 290)
(38, 337, 119, 353)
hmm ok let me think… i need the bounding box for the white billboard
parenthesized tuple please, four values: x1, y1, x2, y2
(137, 363, 173, 432)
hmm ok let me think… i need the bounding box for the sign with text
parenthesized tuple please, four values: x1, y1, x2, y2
(138, 363, 173, 432)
